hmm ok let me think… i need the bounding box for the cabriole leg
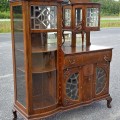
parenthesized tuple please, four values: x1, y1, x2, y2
(12, 109, 17, 120)
(106, 96, 112, 108)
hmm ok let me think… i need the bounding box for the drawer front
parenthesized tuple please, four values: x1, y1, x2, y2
(82, 50, 112, 64)
(64, 54, 83, 68)
(64, 50, 112, 69)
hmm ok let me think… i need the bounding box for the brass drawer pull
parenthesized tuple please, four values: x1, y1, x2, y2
(104, 55, 110, 62)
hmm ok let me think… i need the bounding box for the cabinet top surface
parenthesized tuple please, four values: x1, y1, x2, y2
(62, 45, 113, 55)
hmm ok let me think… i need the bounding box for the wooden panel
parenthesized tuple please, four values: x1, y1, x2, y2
(82, 75, 93, 101)
(83, 64, 93, 76)
(82, 64, 94, 102)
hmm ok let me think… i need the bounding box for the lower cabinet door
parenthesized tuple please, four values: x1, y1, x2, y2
(63, 67, 82, 106)
(94, 63, 110, 97)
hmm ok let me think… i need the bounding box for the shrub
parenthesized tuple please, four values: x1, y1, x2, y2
(0, 11, 10, 19)
(91, 0, 120, 16)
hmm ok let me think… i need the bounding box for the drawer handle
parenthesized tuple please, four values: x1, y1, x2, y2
(104, 55, 110, 63)
(69, 59, 76, 64)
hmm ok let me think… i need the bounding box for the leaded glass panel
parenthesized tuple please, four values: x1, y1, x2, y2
(64, 9, 71, 27)
(86, 8, 99, 27)
(66, 73, 79, 100)
(96, 67, 106, 94)
(31, 6, 57, 29)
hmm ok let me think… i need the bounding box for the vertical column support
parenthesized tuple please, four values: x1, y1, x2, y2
(22, 1, 32, 115)
(86, 31, 91, 46)
(71, 5, 76, 47)
(57, 0, 63, 106)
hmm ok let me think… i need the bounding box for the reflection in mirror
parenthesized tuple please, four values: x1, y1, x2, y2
(32, 71, 57, 109)
(86, 8, 99, 27)
(32, 51, 57, 73)
(31, 32, 57, 53)
(62, 31, 72, 46)
(75, 8, 82, 26)
(76, 33, 86, 46)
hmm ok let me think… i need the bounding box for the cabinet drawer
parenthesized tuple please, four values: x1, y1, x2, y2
(64, 54, 83, 68)
(64, 50, 112, 69)
(82, 50, 112, 64)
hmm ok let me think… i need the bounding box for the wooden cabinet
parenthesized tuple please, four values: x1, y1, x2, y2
(10, 0, 112, 119)
(62, 49, 112, 109)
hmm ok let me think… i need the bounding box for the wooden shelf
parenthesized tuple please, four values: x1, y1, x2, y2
(17, 67, 56, 73)
(33, 95, 56, 109)
(32, 67, 56, 74)
(32, 43, 57, 53)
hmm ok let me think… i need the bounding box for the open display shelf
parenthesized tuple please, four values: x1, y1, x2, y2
(10, 0, 113, 120)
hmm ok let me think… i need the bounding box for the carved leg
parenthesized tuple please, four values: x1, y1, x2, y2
(106, 96, 112, 108)
(12, 109, 17, 119)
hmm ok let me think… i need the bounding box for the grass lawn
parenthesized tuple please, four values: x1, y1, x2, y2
(101, 20, 120, 28)
(0, 21, 11, 33)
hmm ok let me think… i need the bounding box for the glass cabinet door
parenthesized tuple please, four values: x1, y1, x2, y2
(63, 67, 82, 106)
(95, 63, 109, 97)
(13, 6, 26, 107)
(30, 5, 58, 110)
(86, 8, 99, 27)
(31, 5, 57, 29)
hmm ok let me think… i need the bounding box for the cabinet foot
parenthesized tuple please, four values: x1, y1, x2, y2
(12, 109, 17, 120)
(106, 96, 112, 108)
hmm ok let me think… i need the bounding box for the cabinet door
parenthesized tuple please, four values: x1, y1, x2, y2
(82, 64, 94, 102)
(94, 63, 110, 97)
(63, 67, 82, 106)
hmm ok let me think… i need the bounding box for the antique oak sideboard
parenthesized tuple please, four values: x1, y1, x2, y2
(10, 0, 112, 119)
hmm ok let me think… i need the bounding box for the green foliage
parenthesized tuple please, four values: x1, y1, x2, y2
(0, 0, 10, 12)
(91, 0, 120, 16)
(0, 11, 10, 19)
